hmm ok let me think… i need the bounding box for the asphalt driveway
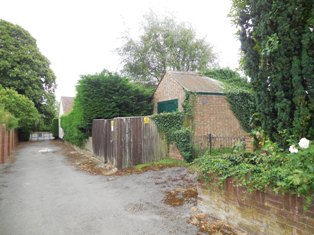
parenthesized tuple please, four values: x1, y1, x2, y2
(0, 141, 199, 235)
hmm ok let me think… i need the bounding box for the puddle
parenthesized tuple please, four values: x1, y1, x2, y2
(38, 148, 56, 153)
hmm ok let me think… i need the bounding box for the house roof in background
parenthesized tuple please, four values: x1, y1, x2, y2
(60, 96, 74, 114)
(165, 71, 223, 94)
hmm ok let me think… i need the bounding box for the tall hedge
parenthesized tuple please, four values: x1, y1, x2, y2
(61, 71, 154, 146)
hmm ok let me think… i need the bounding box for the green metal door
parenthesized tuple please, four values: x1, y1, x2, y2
(157, 99, 178, 113)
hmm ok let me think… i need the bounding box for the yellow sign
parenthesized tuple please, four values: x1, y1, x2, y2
(111, 120, 114, 131)
(144, 116, 150, 124)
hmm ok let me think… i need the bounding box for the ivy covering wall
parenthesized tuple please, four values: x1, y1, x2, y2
(203, 68, 256, 132)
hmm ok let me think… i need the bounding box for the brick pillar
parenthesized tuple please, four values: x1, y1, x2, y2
(244, 136, 254, 152)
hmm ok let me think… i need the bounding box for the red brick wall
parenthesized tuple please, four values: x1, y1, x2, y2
(0, 124, 18, 164)
(153, 75, 249, 151)
(193, 95, 247, 148)
(199, 178, 314, 234)
(153, 73, 186, 113)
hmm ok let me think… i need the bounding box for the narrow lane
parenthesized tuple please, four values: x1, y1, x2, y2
(0, 141, 198, 235)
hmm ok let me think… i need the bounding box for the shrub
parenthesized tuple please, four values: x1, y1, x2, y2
(51, 118, 59, 139)
(0, 105, 18, 130)
(0, 86, 39, 139)
(195, 138, 314, 207)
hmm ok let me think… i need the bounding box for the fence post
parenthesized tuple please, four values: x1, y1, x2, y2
(208, 133, 212, 155)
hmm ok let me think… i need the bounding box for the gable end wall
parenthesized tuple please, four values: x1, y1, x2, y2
(193, 95, 247, 148)
(153, 74, 186, 113)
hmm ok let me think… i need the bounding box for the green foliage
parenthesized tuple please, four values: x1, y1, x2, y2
(153, 112, 184, 139)
(62, 70, 154, 146)
(230, 0, 314, 144)
(51, 118, 59, 139)
(195, 141, 314, 207)
(0, 19, 56, 127)
(118, 11, 217, 83)
(61, 111, 87, 147)
(203, 68, 256, 131)
(134, 158, 188, 171)
(0, 105, 18, 130)
(0, 86, 39, 132)
(153, 112, 194, 162)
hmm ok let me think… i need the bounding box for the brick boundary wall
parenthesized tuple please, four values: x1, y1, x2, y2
(0, 124, 18, 164)
(198, 178, 314, 234)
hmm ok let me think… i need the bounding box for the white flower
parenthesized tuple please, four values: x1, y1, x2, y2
(289, 145, 298, 153)
(298, 138, 310, 149)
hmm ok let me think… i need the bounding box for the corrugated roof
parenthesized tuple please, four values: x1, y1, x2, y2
(166, 71, 223, 93)
(61, 96, 74, 114)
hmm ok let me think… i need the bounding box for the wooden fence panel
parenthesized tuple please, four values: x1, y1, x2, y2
(92, 116, 167, 169)
(0, 125, 4, 163)
(0, 124, 18, 164)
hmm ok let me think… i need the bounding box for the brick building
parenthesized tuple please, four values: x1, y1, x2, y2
(153, 71, 247, 148)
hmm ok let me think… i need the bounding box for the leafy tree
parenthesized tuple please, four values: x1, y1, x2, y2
(230, 0, 314, 144)
(0, 19, 56, 127)
(0, 86, 39, 133)
(118, 12, 217, 83)
(62, 71, 154, 146)
(0, 105, 18, 130)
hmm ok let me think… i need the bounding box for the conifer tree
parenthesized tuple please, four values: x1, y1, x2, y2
(231, 0, 314, 144)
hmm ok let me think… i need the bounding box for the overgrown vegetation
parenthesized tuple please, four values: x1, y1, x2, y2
(61, 70, 154, 146)
(203, 68, 256, 131)
(153, 96, 194, 162)
(195, 139, 314, 207)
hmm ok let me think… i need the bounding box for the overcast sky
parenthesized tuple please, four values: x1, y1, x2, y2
(0, 0, 240, 100)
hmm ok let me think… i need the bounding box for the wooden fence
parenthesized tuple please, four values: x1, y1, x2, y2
(0, 124, 18, 164)
(92, 116, 167, 169)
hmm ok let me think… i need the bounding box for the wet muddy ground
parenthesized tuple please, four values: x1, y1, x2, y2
(0, 140, 244, 235)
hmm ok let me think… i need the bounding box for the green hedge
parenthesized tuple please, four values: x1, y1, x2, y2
(62, 71, 154, 146)
(51, 118, 59, 139)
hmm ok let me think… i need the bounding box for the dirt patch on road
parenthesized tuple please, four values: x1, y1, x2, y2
(164, 187, 198, 207)
(52, 140, 181, 176)
(188, 212, 246, 235)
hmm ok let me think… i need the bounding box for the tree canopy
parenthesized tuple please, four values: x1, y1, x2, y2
(0, 19, 56, 127)
(118, 12, 217, 83)
(231, 0, 314, 144)
(62, 71, 154, 146)
(0, 86, 39, 132)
